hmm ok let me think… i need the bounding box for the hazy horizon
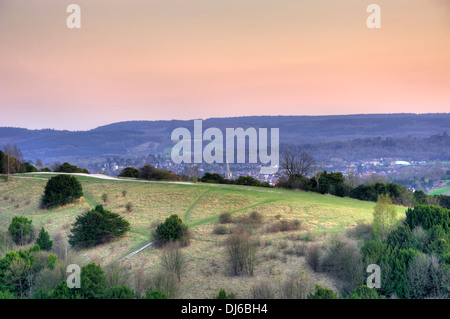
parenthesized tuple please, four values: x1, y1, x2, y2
(1, 0, 449, 130)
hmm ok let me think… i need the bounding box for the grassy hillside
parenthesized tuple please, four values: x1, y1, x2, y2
(0, 173, 406, 298)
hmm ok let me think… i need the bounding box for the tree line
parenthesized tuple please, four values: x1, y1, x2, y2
(277, 151, 450, 209)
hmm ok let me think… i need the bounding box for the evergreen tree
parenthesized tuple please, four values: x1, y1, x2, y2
(42, 175, 83, 208)
(36, 227, 53, 251)
(69, 205, 130, 248)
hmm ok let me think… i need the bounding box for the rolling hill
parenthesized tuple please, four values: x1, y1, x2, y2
(1, 113, 450, 163)
(0, 173, 407, 298)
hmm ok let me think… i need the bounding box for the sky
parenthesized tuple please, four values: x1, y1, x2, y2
(0, 0, 449, 130)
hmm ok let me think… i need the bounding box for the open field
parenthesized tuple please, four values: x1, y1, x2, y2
(429, 184, 450, 196)
(0, 173, 406, 298)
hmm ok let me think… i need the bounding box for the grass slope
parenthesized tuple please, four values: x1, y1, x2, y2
(0, 173, 406, 298)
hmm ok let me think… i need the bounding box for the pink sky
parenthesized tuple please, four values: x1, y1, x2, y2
(0, 0, 449, 130)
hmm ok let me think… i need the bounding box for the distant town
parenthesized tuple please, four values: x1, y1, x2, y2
(80, 155, 450, 194)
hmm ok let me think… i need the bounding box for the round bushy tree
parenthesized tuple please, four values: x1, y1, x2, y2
(154, 215, 189, 245)
(8, 216, 35, 245)
(42, 175, 83, 208)
(68, 205, 130, 248)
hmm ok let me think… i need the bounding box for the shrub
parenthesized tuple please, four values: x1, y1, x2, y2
(279, 271, 314, 299)
(146, 287, 168, 299)
(233, 176, 261, 187)
(215, 289, 235, 299)
(8, 216, 35, 245)
(118, 167, 139, 178)
(218, 212, 233, 224)
(268, 219, 301, 233)
(101, 193, 108, 203)
(42, 175, 83, 208)
(36, 227, 53, 251)
(226, 232, 256, 276)
(68, 205, 130, 248)
(160, 242, 186, 282)
(406, 205, 450, 233)
(213, 225, 230, 235)
(307, 285, 339, 299)
(0, 230, 17, 257)
(154, 215, 189, 246)
(139, 165, 180, 181)
(243, 211, 264, 225)
(55, 162, 89, 174)
(321, 236, 364, 295)
(347, 285, 380, 299)
(386, 225, 418, 251)
(102, 286, 135, 299)
(346, 222, 373, 241)
(306, 244, 322, 272)
(125, 202, 133, 212)
(151, 271, 179, 299)
(250, 279, 276, 299)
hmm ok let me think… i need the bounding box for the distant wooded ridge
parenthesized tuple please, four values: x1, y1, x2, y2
(0, 113, 449, 163)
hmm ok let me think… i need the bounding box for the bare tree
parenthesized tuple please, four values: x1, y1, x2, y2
(311, 163, 325, 192)
(363, 173, 388, 185)
(35, 158, 44, 171)
(280, 151, 316, 179)
(3, 145, 14, 181)
(183, 164, 200, 182)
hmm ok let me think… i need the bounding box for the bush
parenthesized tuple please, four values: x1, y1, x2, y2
(305, 244, 322, 272)
(151, 271, 179, 299)
(218, 212, 233, 224)
(154, 215, 189, 246)
(233, 176, 261, 187)
(406, 205, 450, 233)
(385, 225, 418, 251)
(139, 165, 180, 181)
(160, 242, 186, 282)
(347, 285, 380, 299)
(213, 225, 230, 235)
(118, 167, 139, 178)
(68, 205, 130, 248)
(36, 227, 53, 251)
(279, 271, 314, 299)
(8, 216, 35, 245)
(307, 285, 339, 299)
(42, 175, 83, 208)
(243, 211, 264, 225)
(250, 279, 276, 299)
(268, 219, 301, 233)
(0, 230, 17, 257)
(55, 162, 89, 174)
(146, 287, 168, 299)
(125, 202, 133, 212)
(101, 193, 108, 203)
(215, 289, 235, 299)
(321, 236, 364, 295)
(102, 286, 135, 299)
(226, 232, 256, 276)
